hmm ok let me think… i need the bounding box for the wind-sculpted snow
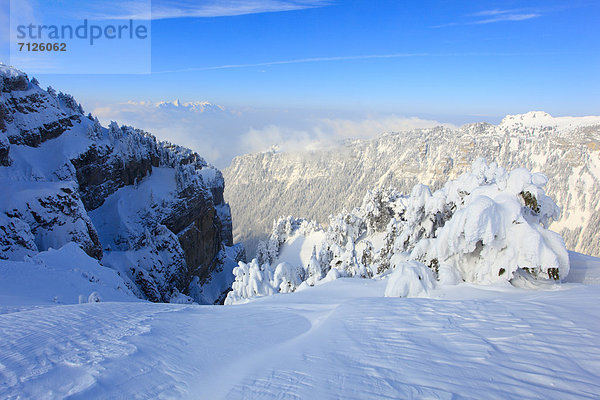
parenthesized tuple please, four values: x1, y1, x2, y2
(0, 64, 241, 304)
(0, 243, 138, 314)
(224, 111, 600, 258)
(226, 160, 569, 304)
(2, 273, 600, 399)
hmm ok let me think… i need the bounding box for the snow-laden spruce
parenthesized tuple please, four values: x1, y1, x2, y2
(225, 159, 569, 304)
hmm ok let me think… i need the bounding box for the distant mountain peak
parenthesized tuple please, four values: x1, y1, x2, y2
(155, 100, 225, 112)
(500, 111, 600, 130)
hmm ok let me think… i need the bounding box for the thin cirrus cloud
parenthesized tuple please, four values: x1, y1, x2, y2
(153, 53, 429, 74)
(153, 51, 559, 74)
(471, 9, 541, 24)
(434, 8, 542, 28)
(86, 0, 332, 20)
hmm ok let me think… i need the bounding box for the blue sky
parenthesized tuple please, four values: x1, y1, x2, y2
(2, 0, 598, 115)
(1, 0, 599, 166)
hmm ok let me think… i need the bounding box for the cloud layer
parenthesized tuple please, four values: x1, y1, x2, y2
(91, 100, 454, 168)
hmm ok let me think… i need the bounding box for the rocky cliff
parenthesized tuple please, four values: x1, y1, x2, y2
(0, 64, 243, 304)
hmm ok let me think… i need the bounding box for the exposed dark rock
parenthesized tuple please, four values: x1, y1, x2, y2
(2, 90, 83, 147)
(4, 92, 47, 115)
(0, 145, 9, 166)
(217, 203, 234, 246)
(0, 103, 11, 166)
(71, 144, 157, 210)
(0, 134, 10, 167)
(164, 187, 223, 284)
(0, 102, 6, 132)
(1, 74, 28, 92)
(132, 267, 162, 302)
(9, 115, 81, 147)
(149, 224, 189, 294)
(84, 218, 103, 260)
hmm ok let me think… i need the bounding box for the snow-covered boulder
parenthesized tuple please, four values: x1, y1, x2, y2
(169, 288, 196, 304)
(384, 259, 436, 298)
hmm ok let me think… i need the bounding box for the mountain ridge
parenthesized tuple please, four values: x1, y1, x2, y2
(224, 111, 600, 258)
(0, 64, 243, 304)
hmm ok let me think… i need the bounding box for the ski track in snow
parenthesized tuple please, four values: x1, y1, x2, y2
(1, 279, 600, 399)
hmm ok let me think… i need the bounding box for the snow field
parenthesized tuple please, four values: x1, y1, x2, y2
(1, 275, 600, 399)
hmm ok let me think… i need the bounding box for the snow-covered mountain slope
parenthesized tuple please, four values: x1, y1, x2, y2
(224, 111, 600, 258)
(1, 255, 599, 399)
(0, 64, 243, 304)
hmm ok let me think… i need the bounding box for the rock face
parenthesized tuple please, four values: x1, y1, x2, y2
(71, 136, 157, 210)
(0, 132, 10, 166)
(0, 71, 28, 92)
(164, 188, 222, 282)
(1, 183, 103, 260)
(224, 112, 600, 258)
(0, 64, 242, 304)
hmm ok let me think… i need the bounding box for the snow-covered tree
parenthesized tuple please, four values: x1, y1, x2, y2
(273, 262, 305, 293)
(225, 260, 275, 304)
(326, 210, 365, 249)
(306, 246, 323, 286)
(360, 188, 396, 234)
(360, 240, 375, 277)
(86, 119, 102, 139)
(257, 216, 320, 265)
(57, 92, 81, 114)
(410, 160, 568, 284)
(108, 121, 121, 141)
(225, 159, 570, 304)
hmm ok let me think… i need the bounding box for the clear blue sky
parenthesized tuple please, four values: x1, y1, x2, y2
(2, 0, 599, 117)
